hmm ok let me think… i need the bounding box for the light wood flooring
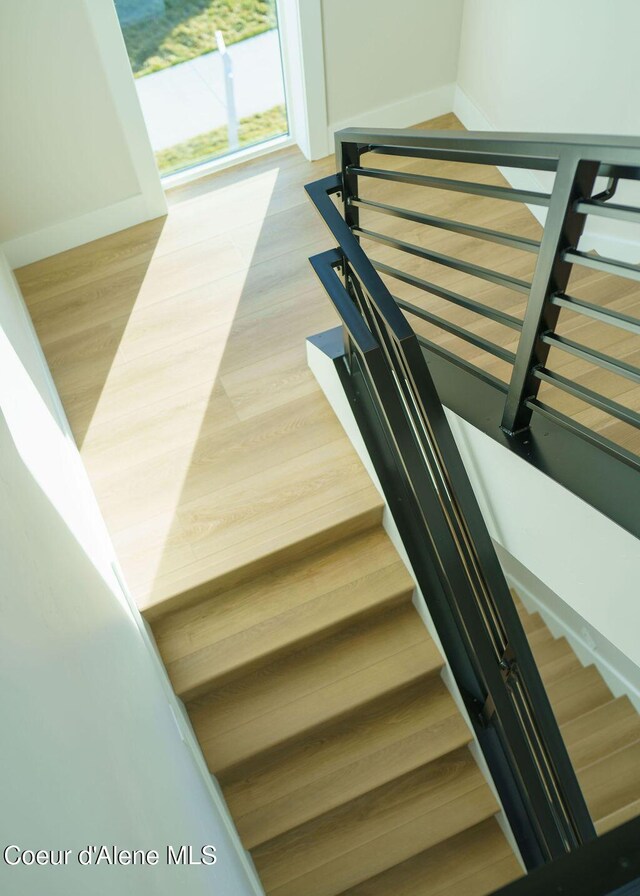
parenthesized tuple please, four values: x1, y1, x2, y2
(16, 112, 639, 612)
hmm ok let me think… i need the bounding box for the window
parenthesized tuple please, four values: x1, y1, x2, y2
(115, 0, 290, 178)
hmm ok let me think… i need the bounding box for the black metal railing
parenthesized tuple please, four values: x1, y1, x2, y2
(334, 130, 640, 491)
(300, 129, 640, 871)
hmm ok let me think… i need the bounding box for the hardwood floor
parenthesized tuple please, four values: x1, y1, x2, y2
(18, 142, 362, 611)
(16, 112, 639, 612)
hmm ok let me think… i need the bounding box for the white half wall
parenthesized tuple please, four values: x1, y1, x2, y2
(0, 251, 261, 894)
(321, 0, 464, 152)
(446, 409, 640, 679)
(0, 0, 166, 268)
(455, 0, 640, 261)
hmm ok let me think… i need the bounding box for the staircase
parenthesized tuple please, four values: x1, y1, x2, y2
(146, 495, 640, 894)
(147, 509, 523, 895)
(16, 116, 640, 892)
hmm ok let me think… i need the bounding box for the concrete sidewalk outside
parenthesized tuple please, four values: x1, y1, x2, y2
(135, 28, 286, 151)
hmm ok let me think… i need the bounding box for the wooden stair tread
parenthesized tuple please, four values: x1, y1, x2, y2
(140, 485, 384, 619)
(152, 527, 414, 698)
(517, 608, 546, 636)
(225, 676, 472, 848)
(527, 629, 577, 676)
(253, 747, 499, 896)
(189, 603, 442, 776)
(340, 818, 521, 896)
(562, 697, 640, 772)
(543, 664, 612, 725)
(596, 797, 640, 835)
(580, 741, 640, 826)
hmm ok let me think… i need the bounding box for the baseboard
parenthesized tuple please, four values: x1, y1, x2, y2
(453, 85, 640, 263)
(496, 543, 640, 714)
(1, 193, 165, 269)
(327, 82, 455, 153)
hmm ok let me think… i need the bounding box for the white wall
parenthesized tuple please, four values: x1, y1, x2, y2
(0, 0, 166, 268)
(446, 409, 640, 675)
(0, 250, 260, 894)
(321, 0, 464, 145)
(457, 0, 640, 137)
(456, 0, 640, 260)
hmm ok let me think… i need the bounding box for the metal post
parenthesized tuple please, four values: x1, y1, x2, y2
(337, 138, 362, 372)
(501, 156, 599, 434)
(216, 30, 239, 152)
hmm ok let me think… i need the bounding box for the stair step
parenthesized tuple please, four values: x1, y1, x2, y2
(580, 741, 640, 829)
(141, 487, 384, 620)
(596, 797, 640, 836)
(189, 603, 442, 777)
(518, 608, 546, 637)
(225, 675, 472, 848)
(528, 630, 578, 678)
(152, 527, 414, 699)
(563, 697, 640, 771)
(252, 747, 499, 896)
(545, 664, 612, 725)
(340, 818, 521, 896)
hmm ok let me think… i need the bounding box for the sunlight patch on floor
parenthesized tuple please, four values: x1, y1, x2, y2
(80, 167, 281, 598)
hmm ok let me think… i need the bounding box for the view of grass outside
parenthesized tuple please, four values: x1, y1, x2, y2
(117, 0, 287, 176)
(156, 103, 286, 174)
(122, 0, 277, 77)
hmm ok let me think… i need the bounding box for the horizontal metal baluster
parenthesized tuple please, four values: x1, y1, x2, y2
(347, 165, 552, 205)
(394, 296, 517, 363)
(564, 249, 640, 283)
(541, 332, 640, 384)
(350, 197, 540, 253)
(417, 336, 510, 393)
(373, 260, 523, 330)
(535, 368, 640, 428)
(550, 293, 640, 335)
(574, 198, 640, 224)
(356, 227, 532, 294)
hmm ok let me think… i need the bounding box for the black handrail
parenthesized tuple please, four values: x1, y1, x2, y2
(306, 169, 596, 870)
